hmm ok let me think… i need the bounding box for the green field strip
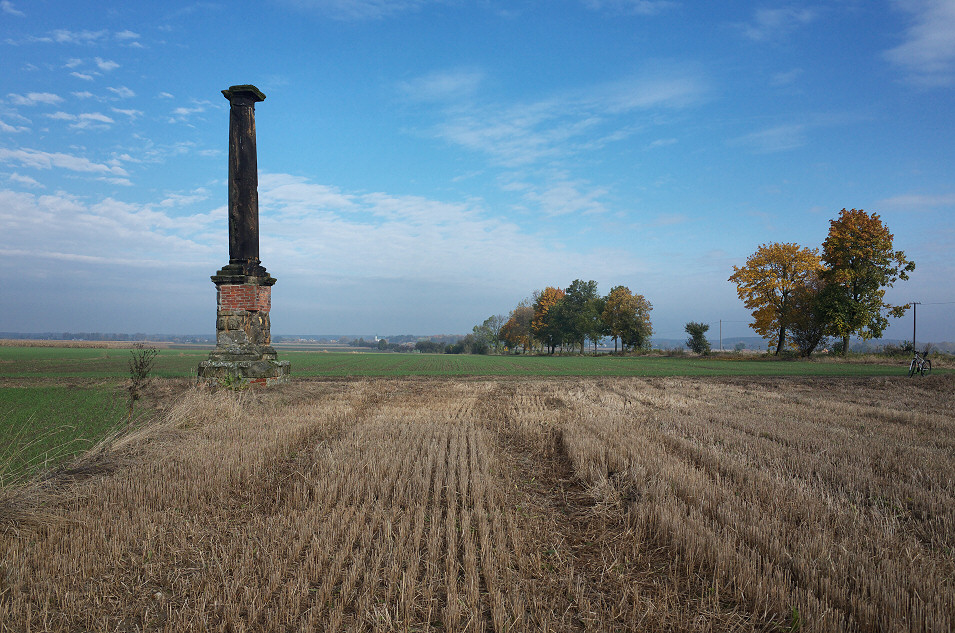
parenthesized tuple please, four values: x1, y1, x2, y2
(0, 347, 939, 379)
(0, 385, 128, 481)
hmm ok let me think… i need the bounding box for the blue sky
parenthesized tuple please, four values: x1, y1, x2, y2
(1, 0, 953, 342)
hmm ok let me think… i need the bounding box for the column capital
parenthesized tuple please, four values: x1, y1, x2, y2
(222, 84, 266, 104)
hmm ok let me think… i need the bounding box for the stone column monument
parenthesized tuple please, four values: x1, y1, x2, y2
(197, 85, 290, 386)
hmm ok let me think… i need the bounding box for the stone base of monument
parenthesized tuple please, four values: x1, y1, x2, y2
(196, 271, 290, 387)
(197, 358, 290, 387)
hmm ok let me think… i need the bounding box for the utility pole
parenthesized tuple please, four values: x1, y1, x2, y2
(912, 301, 921, 351)
(719, 319, 723, 352)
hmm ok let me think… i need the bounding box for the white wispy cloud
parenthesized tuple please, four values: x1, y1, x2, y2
(400, 68, 485, 102)
(417, 64, 707, 167)
(581, 0, 677, 15)
(739, 7, 816, 41)
(581, 69, 706, 111)
(47, 29, 108, 44)
(111, 107, 142, 119)
(879, 192, 955, 208)
(280, 0, 439, 20)
(7, 172, 42, 187)
(7, 92, 63, 106)
(167, 101, 213, 123)
(44, 111, 116, 129)
(1, 1, 25, 16)
(95, 57, 120, 72)
(72, 91, 95, 99)
(771, 68, 803, 86)
(75, 112, 115, 129)
(0, 189, 216, 271)
(647, 137, 677, 149)
(0, 118, 29, 133)
(115, 30, 140, 41)
(1, 172, 644, 321)
(650, 212, 688, 226)
(0, 147, 128, 176)
(522, 180, 609, 217)
(64, 58, 83, 69)
(159, 92, 175, 99)
(885, 0, 955, 86)
(71, 72, 95, 81)
(254, 172, 641, 286)
(729, 123, 808, 153)
(258, 173, 356, 211)
(159, 188, 210, 208)
(107, 86, 136, 99)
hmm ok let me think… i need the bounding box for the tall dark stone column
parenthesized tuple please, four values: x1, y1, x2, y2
(225, 85, 263, 272)
(198, 84, 290, 387)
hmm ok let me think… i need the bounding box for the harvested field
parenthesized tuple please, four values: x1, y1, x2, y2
(1, 376, 953, 631)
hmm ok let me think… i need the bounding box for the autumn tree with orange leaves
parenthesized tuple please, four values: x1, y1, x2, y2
(729, 242, 824, 355)
(532, 287, 566, 354)
(819, 209, 914, 354)
(499, 303, 535, 353)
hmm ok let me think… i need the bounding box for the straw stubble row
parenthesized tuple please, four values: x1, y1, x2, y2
(1, 375, 953, 632)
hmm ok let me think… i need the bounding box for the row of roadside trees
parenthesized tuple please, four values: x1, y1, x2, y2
(467, 280, 653, 355)
(729, 208, 914, 356)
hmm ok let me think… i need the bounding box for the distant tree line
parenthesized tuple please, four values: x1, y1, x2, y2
(452, 279, 653, 355)
(729, 209, 914, 357)
(0, 332, 213, 344)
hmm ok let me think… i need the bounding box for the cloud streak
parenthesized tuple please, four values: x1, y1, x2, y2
(1, 1, 25, 17)
(739, 7, 816, 42)
(417, 65, 707, 167)
(280, 0, 440, 20)
(7, 92, 63, 106)
(729, 123, 808, 153)
(581, 0, 677, 15)
(879, 192, 955, 208)
(885, 0, 955, 86)
(0, 147, 128, 176)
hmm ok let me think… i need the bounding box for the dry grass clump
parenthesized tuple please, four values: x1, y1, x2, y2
(1, 375, 952, 631)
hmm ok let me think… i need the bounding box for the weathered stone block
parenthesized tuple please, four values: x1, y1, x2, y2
(197, 359, 290, 387)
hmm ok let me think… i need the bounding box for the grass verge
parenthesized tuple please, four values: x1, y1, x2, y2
(0, 386, 128, 484)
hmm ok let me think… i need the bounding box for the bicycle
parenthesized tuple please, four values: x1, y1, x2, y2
(908, 351, 932, 377)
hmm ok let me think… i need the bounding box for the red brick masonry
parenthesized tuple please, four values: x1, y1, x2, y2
(217, 284, 272, 313)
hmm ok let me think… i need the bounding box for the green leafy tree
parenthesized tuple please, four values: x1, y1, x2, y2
(820, 209, 915, 354)
(472, 315, 506, 354)
(601, 286, 653, 353)
(448, 333, 489, 355)
(685, 321, 711, 355)
(563, 279, 601, 354)
(787, 273, 830, 357)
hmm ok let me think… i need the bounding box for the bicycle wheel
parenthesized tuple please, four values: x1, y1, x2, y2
(909, 360, 917, 376)
(923, 359, 932, 376)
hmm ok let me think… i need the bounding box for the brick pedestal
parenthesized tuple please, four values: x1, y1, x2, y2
(197, 272, 290, 387)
